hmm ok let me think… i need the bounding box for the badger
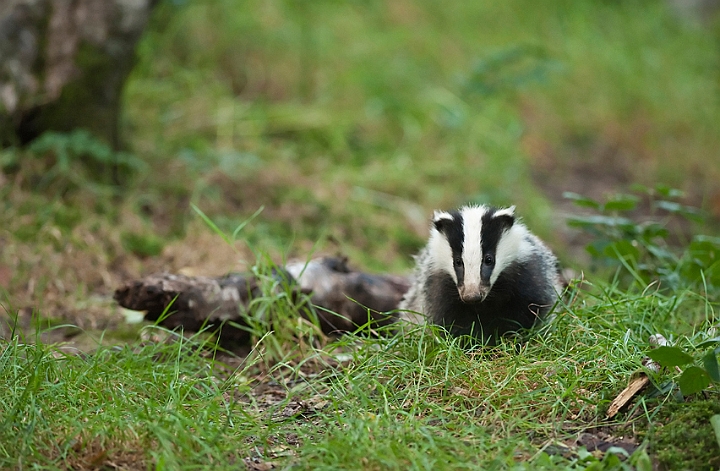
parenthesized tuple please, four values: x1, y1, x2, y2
(398, 204, 563, 345)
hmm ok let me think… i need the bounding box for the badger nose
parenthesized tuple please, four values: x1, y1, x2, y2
(461, 293, 484, 303)
(459, 286, 488, 303)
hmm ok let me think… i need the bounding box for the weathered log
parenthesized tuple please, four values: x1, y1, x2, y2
(114, 257, 411, 345)
(114, 272, 262, 345)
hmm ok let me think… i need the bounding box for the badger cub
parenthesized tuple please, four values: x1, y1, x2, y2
(399, 204, 563, 344)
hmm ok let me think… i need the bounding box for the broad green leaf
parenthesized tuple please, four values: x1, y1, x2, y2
(654, 184, 684, 198)
(600, 452, 623, 467)
(647, 346, 694, 367)
(632, 449, 653, 471)
(693, 235, 720, 246)
(711, 415, 720, 450)
(563, 192, 601, 210)
(629, 183, 651, 194)
(586, 244, 604, 258)
(703, 350, 720, 382)
(603, 194, 639, 212)
(696, 337, 720, 349)
(567, 215, 635, 229)
(689, 237, 720, 268)
(677, 366, 711, 396)
(655, 200, 706, 222)
(654, 200, 682, 213)
(640, 222, 669, 239)
(604, 446, 629, 458)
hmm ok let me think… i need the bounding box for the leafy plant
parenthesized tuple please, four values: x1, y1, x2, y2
(648, 338, 720, 396)
(27, 129, 144, 193)
(565, 184, 720, 295)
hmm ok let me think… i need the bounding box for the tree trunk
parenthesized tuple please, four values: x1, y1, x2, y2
(0, 0, 156, 148)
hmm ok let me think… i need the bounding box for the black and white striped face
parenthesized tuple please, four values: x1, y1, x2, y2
(428, 205, 529, 303)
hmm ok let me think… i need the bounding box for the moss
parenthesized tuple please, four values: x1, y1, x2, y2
(650, 397, 720, 471)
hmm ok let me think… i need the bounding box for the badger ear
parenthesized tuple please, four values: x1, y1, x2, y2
(493, 206, 515, 218)
(432, 210, 454, 233)
(493, 206, 515, 230)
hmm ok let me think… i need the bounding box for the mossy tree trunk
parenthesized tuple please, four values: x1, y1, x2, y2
(0, 0, 156, 148)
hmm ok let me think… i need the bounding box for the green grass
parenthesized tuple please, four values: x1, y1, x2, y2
(1, 329, 251, 469)
(2, 268, 718, 469)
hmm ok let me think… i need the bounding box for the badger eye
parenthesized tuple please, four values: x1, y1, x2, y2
(453, 257, 464, 267)
(483, 254, 495, 266)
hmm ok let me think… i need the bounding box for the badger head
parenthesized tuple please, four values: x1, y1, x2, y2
(427, 205, 530, 303)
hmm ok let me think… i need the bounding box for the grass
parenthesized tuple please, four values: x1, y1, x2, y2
(1, 328, 250, 469)
(2, 263, 718, 469)
(2, 0, 720, 469)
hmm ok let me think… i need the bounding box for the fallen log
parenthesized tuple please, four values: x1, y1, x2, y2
(114, 257, 411, 345)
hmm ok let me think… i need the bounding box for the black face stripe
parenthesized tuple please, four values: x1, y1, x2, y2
(434, 211, 465, 285)
(480, 208, 515, 282)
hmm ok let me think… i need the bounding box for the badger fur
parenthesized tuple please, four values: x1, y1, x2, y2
(399, 204, 563, 344)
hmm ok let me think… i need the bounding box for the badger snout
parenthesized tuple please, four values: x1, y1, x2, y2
(458, 284, 489, 303)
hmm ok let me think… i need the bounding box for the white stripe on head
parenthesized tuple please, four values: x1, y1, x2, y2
(459, 205, 489, 290)
(491, 222, 532, 285)
(428, 211, 456, 282)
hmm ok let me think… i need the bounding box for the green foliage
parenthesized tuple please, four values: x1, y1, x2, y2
(648, 340, 720, 396)
(566, 185, 720, 295)
(568, 185, 720, 397)
(711, 414, 720, 450)
(0, 330, 259, 469)
(1, 131, 146, 247)
(239, 255, 326, 365)
(11, 200, 83, 242)
(29, 129, 144, 190)
(676, 366, 712, 396)
(119, 0, 720, 270)
(4, 254, 720, 469)
(647, 346, 694, 367)
(565, 185, 720, 466)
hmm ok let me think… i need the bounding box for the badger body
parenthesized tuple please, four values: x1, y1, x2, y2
(399, 204, 563, 344)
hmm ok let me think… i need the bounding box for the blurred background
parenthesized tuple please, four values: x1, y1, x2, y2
(1, 0, 719, 337)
